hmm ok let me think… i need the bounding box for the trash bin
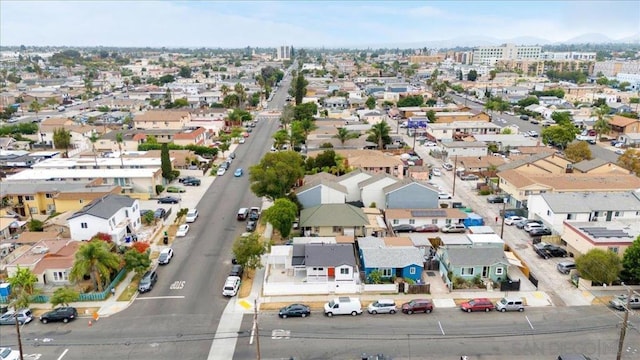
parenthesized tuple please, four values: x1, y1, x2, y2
(163, 235, 169, 244)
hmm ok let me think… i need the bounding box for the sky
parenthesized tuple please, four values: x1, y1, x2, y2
(1, 1, 639, 48)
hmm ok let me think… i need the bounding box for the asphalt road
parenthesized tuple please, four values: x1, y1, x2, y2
(1, 73, 293, 360)
(233, 306, 639, 360)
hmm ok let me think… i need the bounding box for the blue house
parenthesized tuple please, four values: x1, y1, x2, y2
(384, 179, 439, 209)
(359, 237, 424, 283)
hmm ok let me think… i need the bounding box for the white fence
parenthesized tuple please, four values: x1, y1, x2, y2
(262, 281, 361, 296)
(362, 284, 398, 293)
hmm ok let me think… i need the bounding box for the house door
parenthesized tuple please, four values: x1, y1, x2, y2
(606, 211, 612, 221)
(482, 266, 489, 278)
(328, 267, 335, 277)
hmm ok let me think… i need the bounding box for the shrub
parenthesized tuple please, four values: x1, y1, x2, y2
(27, 219, 44, 232)
(155, 185, 165, 195)
(131, 242, 150, 254)
(479, 189, 491, 195)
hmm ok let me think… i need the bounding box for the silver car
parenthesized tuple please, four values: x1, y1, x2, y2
(0, 309, 33, 325)
(367, 299, 397, 314)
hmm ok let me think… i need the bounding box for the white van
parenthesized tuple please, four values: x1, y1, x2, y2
(324, 297, 362, 317)
(495, 297, 524, 312)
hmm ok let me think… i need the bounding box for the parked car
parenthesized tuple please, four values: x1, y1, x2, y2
(528, 130, 539, 137)
(246, 220, 257, 232)
(0, 347, 20, 360)
(229, 264, 244, 278)
(278, 304, 311, 318)
(323, 297, 362, 317)
(504, 216, 525, 226)
(158, 248, 174, 265)
(229, 152, 236, 159)
(516, 219, 542, 229)
(0, 309, 33, 325)
(460, 174, 479, 181)
(157, 196, 180, 204)
(460, 298, 495, 312)
(529, 227, 552, 237)
(486, 195, 505, 203)
(234, 168, 244, 177)
(138, 270, 158, 293)
(441, 223, 466, 233)
(367, 299, 397, 314)
(401, 299, 433, 314)
(442, 163, 454, 171)
(524, 223, 544, 232)
(217, 167, 227, 176)
(185, 208, 198, 223)
(238, 138, 246, 144)
(248, 207, 261, 221)
(438, 191, 452, 199)
(237, 207, 249, 221)
(176, 224, 190, 237)
(495, 297, 524, 312)
(183, 178, 201, 186)
(222, 276, 241, 297)
(609, 294, 640, 311)
(393, 224, 415, 233)
(431, 168, 441, 176)
(414, 224, 439, 233)
(557, 261, 576, 274)
(219, 161, 230, 170)
(154, 208, 167, 219)
(166, 186, 185, 193)
(533, 242, 568, 259)
(39, 307, 78, 323)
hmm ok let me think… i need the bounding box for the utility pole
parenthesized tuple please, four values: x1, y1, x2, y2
(254, 299, 261, 360)
(616, 287, 632, 360)
(14, 313, 24, 360)
(452, 155, 458, 197)
(500, 198, 507, 239)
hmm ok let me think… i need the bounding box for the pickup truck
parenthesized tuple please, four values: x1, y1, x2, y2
(609, 295, 640, 311)
(248, 207, 261, 221)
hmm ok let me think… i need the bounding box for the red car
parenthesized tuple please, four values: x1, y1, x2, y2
(414, 224, 439, 233)
(460, 298, 495, 312)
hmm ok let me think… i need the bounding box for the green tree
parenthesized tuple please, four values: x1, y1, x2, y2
(53, 128, 72, 158)
(29, 100, 42, 120)
(517, 96, 539, 108)
(565, 141, 592, 162)
(50, 287, 80, 307)
(489, 70, 497, 80)
(397, 95, 423, 108)
(123, 249, 151, 275)
(232, 232, 268, 277)
(179, 66, 192, 78)
(8, 266, 38, 296)
(293, 102, 318, 121)
(272, 129, 289, 150)
(575, 248, 621, 286)
(467, 70, 478, 81)
(617, 149, 640, 176)
(293, 73, 308, 105)
(592, 106, 612, 140)
(367, 121, 392, 150)
(541, 123, 579, 149)
(249, 151, 305, 200)
(69, 240, 121, 292)
(501, 128, 513, 134)
(172, 98, 189, 108)
(222, 94, 240, 108)
(161, 142, 173, 181)
(621, 236, 640, 282)
(333, 127, 359, 146)
(89, 133, 99, 168)
(220, 84, 230, 97)
(27, 219, 44, 231)
(426, 110, 436, 123)
(262, 198, 298, 239)
(365, 96, 376, 110)
(551, 111, 573, 126)
(367, 269, 383, 284)
(279, 104, 295, 130)
(234, 82, 247, 109)
(115, 132, 125, 167)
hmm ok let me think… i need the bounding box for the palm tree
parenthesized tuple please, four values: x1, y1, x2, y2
(53, 128, 72, 158)
(89, 132, 100, 168)
(272, 129, 289, 150)
(333, 127, 359, 147)
(367, 121, 392, 150)
(234, 82, 247, 109)
(115, 132, 125, 168)
(69, 240, 121, 292)
(29, 99, 42, 121)
(220, 84, 230, 97)
(592, 106, 612, 141)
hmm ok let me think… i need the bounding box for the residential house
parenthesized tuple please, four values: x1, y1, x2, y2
(441, 141, 488, 159)
(318, 149, 404, 179)
(497, 152, 572, 175)
(304, 243, 358, 282)
(383, 179, 439, 209)
(571, 158, 629, 174)
(172, 127, 207, 147)
(538, 96, 564, 106)
(457, 156, 508, 176)
(67, 194, 141, 244)
(0, 216, 24, 242)
(38, 118, 99, 154)
(385, 208, 468, 230)
(617, 133, 640, 147)
(359, 240, 424, 282)
(359, 173, 400, 210)
(5, 239, 80, 286)
(300, 204, 369, 237)
(433, 111, 490, 123)
(562, 221, 639, 257)
(471, 134, 540, 152)
(527, 191, 640, 233)
(336, 169, 374, 203)
(296, 173, 348, 209)
(357, 110, 385, 124)
(609, 115, 640, 139)
(439, 246, 510, 287)
(133, 110, 191, 130)
(0, 137, 16, 150)
(427, 122, 502, 142)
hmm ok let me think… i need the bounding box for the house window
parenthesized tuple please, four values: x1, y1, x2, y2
(25, 195, 34, 201)
(381, 268, 392, 277)
(609, 247, 619, 254)
(547, 210, 551, 216)
(53, 271, 67, 281)
(125, 210, 129, 217)
(409, 219, 415, 224)
(340, 268, 349, 275)
(461, 267, 474, 275)
(495, 267, 504, 276)
(313, 267, 324, 271)
(79, 199, 84, 204)
(567, 213, 574, 220)
(81, 222, 88, 229)
(409, 268, 416, 275)
(45, 193, 55, 198)
(432, 219, 438, 224)
(614, 211, 620, 217)
(392, 219, 399, 225)
(29, 207, 37, 214)
(332, 226, 343, 233)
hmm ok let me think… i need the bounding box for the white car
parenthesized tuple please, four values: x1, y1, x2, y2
(238, 138, 246, 144)
(222, 276, 241, 297)
(504, 216, 524, 226)
(438, 191, 452, 199)
(615, 149, 624, 155)
(185, 209, 198, 223)
(523, 223, 543, 232)
(0, 348, 20, 360)
(217, 167, 226, 176)
(431, 168, 442, 176)
(424, 142, 437, 147)
(158, 248, 174, 265)
(528, 130, 539, 137)
(176, 224, 190, 237)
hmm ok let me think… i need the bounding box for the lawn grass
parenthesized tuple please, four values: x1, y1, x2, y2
(117, 273, 141, 301)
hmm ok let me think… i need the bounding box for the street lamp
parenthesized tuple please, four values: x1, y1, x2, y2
(500, 198, 508, 239)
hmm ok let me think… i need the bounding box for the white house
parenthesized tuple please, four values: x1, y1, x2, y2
(336, 169, 374, 203)
(440, 141, 488, 159)
(296, 174, 348, 209)
(359, 174, 399, 210)
(67, 194, 141, 244)
(527, 191, 640, 233)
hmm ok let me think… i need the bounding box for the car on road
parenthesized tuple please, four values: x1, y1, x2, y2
(423, 141, 438, 148)
(438, 191, 452, 199)
(0, 347, 20, 360)
(248, 207, 261, 221)
(176, 224, 190, 237)
(138, 270, 158, 293)
(154, 208, 166, 219)
(222, 276, 241, 297)
(238, 138, 246, 144)
(533, 242, 568, 259)
(158, 248, 174, 265)
(246, 220, 257, 232)
(157, 196, 180, 204)
(393, 224, 415, 233)
(504, 216, 525, 226)
(441, 223, 466, 233)
(529, 227, 552, 237)
(182, 178, 201, 186)
(401, 299, 433, 314)
(460, 174, 479, 181)
(234, 168, 243, 177)
(460, 298, 495, 312)
(523, 222, 544, 232)
(442, 163, 454, 171)
(217, 167, 226, 176)
(367, 299, 397, 314)
(528, 130, 539, 137)
(431, 168, 441, 176)
(486, 195, 505, 203)
(557, 261, 576, 274)
(495, 297, 525, 312)
(166, 186, 185, 193)
(229, 152, 236, 159)
(609, 294, 640, 311)
(229, 264, 244, 278)
(279, 304, 311, 318)
(39, 307, 78, 324)
(414, 224, 439, 233)
(237, 207, 249, 220)
(520, 115, 529, 121)
(0, 309, 33, 325)
(185, 208, 198, 223)
(615, 149, 624, 155)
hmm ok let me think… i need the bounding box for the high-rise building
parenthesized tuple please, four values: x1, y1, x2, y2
(276, 45, 291, 61)
(472, 44, 541, 65)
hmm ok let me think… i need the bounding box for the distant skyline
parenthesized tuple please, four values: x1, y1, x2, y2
(1, 1, 639, 48)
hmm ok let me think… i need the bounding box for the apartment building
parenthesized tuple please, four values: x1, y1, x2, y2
(472, 44, 541, 65)
(495, 59, 594, 77)
(276, 45, 291, 61)
(593, 60, 640, 77)
(540, 52, 597, 61)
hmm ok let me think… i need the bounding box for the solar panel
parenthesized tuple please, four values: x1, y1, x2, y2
(579, 227, 633, 238)
(411, 210, 447, 218)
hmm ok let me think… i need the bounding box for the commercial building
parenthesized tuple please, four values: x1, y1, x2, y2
(472, 44, 541, 65)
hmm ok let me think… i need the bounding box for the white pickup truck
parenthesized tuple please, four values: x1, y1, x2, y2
(576, 130, 597, 143)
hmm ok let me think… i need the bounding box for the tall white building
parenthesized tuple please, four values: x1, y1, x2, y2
(540, 52, 597, 61)
(472, 44, 541, 65)
(276, 45, 291, 61)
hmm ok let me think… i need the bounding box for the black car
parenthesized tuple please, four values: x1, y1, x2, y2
(157, 196, 180, 204)
(278, 304, 311, 318)
(154, 208, 166, 219)
(229, 152, 236, 159)
(183, 178, 201, 186)
(486, 195, 505, 203)
(529, 228, 552, 237)
(392, 224, 415, 233)
(533, 242, 568, 259)
(230, 264, 243, 278)
(40, 307, 78, 324)
(179, 176, 197, 183)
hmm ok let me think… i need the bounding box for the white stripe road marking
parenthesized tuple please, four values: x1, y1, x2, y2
(136, 296, 186, 300)
(438, 321, 445, 335)
(57, 349, 69, 360)
(525, 315, 535, 330)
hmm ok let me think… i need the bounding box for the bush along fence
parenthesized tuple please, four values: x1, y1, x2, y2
(0, 268, 128, 304)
